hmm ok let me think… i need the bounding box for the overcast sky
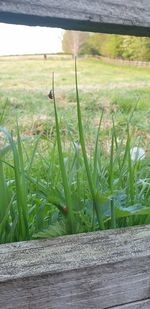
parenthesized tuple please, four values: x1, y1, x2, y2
(0, 23, 64, 55)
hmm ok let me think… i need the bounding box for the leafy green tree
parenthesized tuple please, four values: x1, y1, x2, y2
(118, 36, 150, 61)
(62, 31, 89, 56)
(80, 33, 105, 55)
(100, 35, 123, 58)
(135, 37, 150, 61)
(62, 30, 150, 61)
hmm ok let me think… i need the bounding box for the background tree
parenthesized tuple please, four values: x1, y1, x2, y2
(62, 31, 150, 61)
(99, 35, 123, 58)
(79, 33, 105, 55)
(62, 31, 89, 56)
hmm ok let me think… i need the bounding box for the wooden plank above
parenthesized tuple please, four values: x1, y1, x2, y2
(0, 0, 150, 37)
(0, 225, 150, 308)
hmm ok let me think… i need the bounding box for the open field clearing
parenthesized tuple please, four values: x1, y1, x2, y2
(0, 56, 150, 243)
(0, 56, 150, 137)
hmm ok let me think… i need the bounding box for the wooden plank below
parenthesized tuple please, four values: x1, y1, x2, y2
(0, 0, 150, 37)
(114, 299, 150, 309)
(0, 225, 150, 308)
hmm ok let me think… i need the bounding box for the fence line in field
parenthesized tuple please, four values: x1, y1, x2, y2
(100, 56, 150, 67)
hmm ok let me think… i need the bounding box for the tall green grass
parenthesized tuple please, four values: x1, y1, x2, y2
(0, 127, 29, 242)
(52, 72, 75, 234)
(0, 64, 150, 243)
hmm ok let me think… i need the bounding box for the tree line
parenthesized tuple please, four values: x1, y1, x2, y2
(62, 31, 150, 61)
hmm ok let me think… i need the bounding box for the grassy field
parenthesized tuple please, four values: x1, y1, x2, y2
(0, 55, 150, 243)
(1, 56, 150, 139)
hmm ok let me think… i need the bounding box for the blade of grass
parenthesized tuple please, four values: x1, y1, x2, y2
(0, 160, 10, 219)
(75, 58, 104, 230)
(16, 123, 29, 238)
(27, 135, 41, 171)
(52, 73, 74, 234)
(0, 127, 29, 240)
(127, 124, 135, 205)
(93, 110, 103, 185)
(0, 100, 7, 124)
(109, 123, 116, 228)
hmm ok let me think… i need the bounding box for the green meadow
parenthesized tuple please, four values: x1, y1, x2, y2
(0, 55, 150, 243)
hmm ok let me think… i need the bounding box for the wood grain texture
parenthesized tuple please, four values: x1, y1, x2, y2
(0, 225, 150, 308)
(0, 0, 150, 36)
(115, 299, 150, 308)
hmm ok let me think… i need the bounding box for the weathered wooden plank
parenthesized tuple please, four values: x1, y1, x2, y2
(0, 0, 150, 37)
(0, 225, 150, 308)
(114, 299, 150, 309)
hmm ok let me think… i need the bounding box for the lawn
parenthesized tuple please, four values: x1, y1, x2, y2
(0, 55, 150, 243)
(0, 56, 150, 138)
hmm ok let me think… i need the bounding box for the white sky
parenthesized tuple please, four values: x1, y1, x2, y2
(0, 23, 64, 55)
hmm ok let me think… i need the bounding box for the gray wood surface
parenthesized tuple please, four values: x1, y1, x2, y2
(0, 0, 150, 37)
(116, 299, 150, 308)
(0, 225, 150, 308)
